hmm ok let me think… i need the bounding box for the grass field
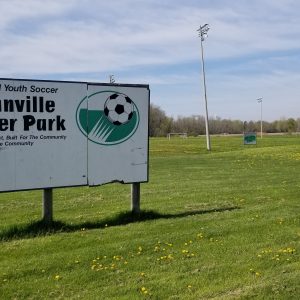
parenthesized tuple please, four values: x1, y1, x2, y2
(0, 135, 299, 299)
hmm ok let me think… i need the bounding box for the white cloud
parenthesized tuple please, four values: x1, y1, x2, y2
(0, 0, 75, 31)
(1, 0, 300, 75)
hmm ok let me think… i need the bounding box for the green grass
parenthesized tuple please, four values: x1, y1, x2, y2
(0, 135, 299, 299)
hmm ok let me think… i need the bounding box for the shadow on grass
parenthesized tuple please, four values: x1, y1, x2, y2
(0, 206, 240, 241)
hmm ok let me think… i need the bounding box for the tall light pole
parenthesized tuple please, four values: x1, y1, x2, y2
(257, 97, 263, 139)
(197, 24, 211, 151)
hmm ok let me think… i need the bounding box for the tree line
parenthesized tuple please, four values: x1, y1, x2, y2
(149, 104, 300, 137)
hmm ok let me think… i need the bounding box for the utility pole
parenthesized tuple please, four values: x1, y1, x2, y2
(197, 24, 211, 151)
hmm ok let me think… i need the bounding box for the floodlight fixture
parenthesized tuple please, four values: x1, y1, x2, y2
(197, 24, 210, 41)
(109, 75, 115, 84)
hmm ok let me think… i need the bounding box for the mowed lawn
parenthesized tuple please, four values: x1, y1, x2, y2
(0, 135, 299, 299)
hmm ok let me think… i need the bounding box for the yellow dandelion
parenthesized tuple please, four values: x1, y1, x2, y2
(54, 275, 61, 280)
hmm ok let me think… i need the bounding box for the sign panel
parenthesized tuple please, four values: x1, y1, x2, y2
(77, 84, 149, 185)
(0, 78, 149, 192)
(244, 132, 257, 145)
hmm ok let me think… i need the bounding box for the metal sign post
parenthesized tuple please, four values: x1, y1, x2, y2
(43, 188, 53, 223)
(131, 183, 140, 213)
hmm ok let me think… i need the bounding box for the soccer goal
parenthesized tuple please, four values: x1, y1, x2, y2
(167, 133, 188, 140)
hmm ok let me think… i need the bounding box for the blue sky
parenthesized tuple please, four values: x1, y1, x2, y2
(0, 0, 299, 121)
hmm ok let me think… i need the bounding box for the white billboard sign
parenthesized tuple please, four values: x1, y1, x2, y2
(0, 78, 149, 192)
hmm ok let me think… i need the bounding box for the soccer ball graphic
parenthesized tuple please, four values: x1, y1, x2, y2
(104, 93, 134, 125)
